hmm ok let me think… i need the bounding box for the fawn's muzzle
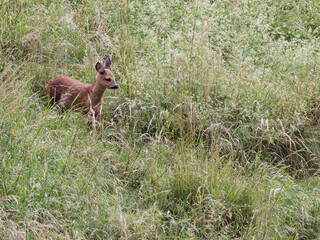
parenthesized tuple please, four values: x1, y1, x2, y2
(111, 85, 119, 89)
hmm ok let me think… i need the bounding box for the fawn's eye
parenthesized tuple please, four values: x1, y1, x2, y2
(105, 78, 112, 82)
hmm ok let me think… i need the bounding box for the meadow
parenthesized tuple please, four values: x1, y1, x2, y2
(1, 0, 320, 239)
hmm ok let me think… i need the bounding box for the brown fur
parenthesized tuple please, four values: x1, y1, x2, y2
(45, 55, 118, 131)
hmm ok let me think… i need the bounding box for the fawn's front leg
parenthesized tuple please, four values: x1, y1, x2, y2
(96, 104, 103, 132)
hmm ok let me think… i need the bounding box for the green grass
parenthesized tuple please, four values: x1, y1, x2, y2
(1, 0, 320, 239)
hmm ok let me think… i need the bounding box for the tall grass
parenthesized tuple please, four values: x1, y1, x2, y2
(1, 0, 320, 239)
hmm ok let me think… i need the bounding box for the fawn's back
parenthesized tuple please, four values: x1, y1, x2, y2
(46, 76, 91, 111)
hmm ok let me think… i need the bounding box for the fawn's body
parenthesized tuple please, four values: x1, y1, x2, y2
(46, 55, 118, 131)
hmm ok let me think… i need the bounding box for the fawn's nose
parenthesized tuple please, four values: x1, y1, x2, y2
(111, 85, 119, 89)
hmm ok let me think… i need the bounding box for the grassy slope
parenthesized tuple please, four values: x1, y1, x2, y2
(1, 0, 320, 239)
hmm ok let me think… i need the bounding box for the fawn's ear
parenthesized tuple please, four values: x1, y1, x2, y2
(103, 55, 111, 69)
(95, 62, 105, 74)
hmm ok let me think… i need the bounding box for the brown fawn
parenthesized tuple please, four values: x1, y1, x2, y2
(45, 55, 118, 131)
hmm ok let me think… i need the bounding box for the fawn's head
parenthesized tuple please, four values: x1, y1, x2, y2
(95, 55, 119, 89)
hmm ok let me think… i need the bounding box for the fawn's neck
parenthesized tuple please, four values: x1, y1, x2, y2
(90, 79, 106, 106)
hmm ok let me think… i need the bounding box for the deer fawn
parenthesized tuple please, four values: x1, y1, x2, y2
(45, 55, 118, 131)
